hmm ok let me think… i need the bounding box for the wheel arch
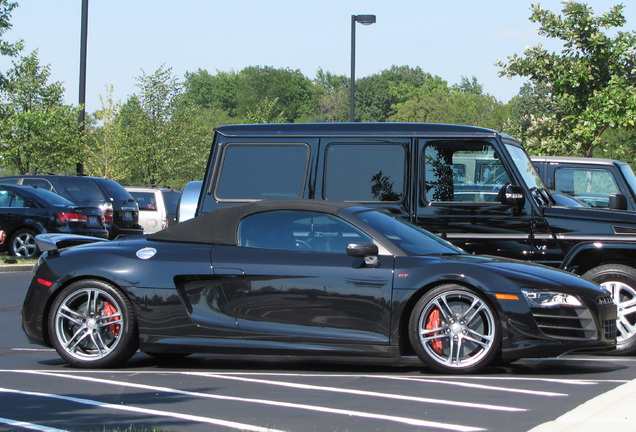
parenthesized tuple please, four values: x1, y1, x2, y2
(561, 242, 636, 276)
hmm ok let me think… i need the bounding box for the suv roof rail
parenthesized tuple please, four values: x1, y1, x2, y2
(145, 184, 172, 189)
(57, 172, 90, 177)
(25, 171, 56, 175)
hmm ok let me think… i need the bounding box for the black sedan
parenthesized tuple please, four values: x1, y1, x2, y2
(0, 184, 108, 257)
(21, 200, 616, 373)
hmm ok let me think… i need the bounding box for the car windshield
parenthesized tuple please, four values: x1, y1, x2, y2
(29, 188, 74, 206)
(505, 143, 547, 191)
(354, 209, 464, 256)
(619, 162, 636, 198)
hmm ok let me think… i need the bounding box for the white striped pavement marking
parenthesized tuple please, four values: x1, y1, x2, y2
(0, 417, 68, 432)
(0, 387, 285, 432)
(9, 370, 485, 431)
(185, 372, 527, 411)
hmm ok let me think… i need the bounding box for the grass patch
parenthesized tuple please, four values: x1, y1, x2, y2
(2, 256, 37, 265)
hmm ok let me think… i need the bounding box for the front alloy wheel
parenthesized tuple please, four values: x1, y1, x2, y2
(409, 284, 500, 373)
(48, 280, 138, 368)
(583, 264, 636, 354)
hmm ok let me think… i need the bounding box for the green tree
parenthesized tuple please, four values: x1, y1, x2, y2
(308, 68, 349, 123)
(115, 65, 209, 188)
(496, 2, 636, 157)
(355, 66, 448, 122)
(0, 0, 22, 86)
(83, 85, 128, 180)
(390, 89, 510, 131)
(0, 50, 82, 174)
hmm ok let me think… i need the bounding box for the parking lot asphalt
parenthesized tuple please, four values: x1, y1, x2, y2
(4, 265, 635, 431)
(530, 377, 636, 431)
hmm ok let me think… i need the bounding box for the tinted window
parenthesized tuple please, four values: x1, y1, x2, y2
(555, 168, 619, 208)
(423, 141, 511, 203)
(161, 190, 181, 212)
(91, 178, 134, 202)
(216, 144, 309, 200)
(238, 210, 373, 253)
(0, 189, 22, 207)
(27, 188, 74, 206)
(56, 177, 106, 203)
(21, 178, 54, 191)
(324, 143, 406, 202)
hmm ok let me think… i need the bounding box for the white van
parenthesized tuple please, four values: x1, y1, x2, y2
(125, 186, 181, 233)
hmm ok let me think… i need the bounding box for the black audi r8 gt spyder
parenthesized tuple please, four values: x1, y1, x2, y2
(21, 200, 617, 373)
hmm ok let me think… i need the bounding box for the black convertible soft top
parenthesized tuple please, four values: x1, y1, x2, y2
(147, 200, 360, 245)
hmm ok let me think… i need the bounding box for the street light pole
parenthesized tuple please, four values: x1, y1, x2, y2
(78, 0, 88, 175)
(350, 14, 376, 122)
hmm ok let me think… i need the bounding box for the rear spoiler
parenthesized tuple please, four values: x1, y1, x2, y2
(35, 234, 109, 253)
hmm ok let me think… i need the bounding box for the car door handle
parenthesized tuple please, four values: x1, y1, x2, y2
(213, 267, 245, 276)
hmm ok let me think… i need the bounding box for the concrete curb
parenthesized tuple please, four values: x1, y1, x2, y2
(528, 378, 636, 432)
(0, 264, 34, 273)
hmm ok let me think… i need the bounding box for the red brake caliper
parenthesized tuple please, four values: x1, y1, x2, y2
(103, 301, 120, 337)
(425, 308, 443, 355)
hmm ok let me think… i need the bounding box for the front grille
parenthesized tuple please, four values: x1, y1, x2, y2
(531, 307, 597, 340)
(596, 296, 614, 306)
(603, 320, 617, 340)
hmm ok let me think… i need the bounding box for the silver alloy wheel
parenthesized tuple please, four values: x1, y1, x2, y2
(53, 288, 124, 362)
(417, 290, 496, 369)
(599, 281, 636, 344)
(12, 231, 37, 257)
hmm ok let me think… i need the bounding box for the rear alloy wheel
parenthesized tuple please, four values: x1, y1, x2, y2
(48, 280, 138, 368)
(583, 264, 636, 355)
(9, 228, 37, 257)
(409, 284, 500, 373)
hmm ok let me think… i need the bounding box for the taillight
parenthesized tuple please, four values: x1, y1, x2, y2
(57, 212, 88, 223)
(101, 202, 114, 223)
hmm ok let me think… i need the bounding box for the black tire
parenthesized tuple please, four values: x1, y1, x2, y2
(9, 228, 38, 257)
(48, 279, 139, 368)
(408, 284, 500, 373)
(583, 264, 636, 355)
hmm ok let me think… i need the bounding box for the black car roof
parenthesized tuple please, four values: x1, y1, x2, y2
(148, 200, 362, 245)
(214, 122, 510, 139)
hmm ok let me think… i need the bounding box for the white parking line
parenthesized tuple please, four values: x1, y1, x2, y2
(8, 370, 486, 431)
(0, 417, 68, 432)
(185, 372, 527, 411)
(0, 387, 284, 432)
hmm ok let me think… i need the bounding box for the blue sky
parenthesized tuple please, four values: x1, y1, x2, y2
(3, 1, 634, 113)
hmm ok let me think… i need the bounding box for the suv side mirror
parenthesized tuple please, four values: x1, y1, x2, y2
(609, 193, 628, 210)
(501, 184, 525, 207)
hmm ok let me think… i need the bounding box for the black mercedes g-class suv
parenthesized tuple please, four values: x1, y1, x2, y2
(192, 123, 636, 354)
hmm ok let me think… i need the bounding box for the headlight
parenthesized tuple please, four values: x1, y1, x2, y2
(521, 289, 583, 308)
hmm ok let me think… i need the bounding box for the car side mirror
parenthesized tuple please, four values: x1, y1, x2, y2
(347, 243, 380, 267)
(501, 184, 525, 207)
(609, 193, 628, 210)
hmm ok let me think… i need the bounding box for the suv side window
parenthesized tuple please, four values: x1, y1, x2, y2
(423, 141, 511, 203)
(238, 210, 372, 253)
(324, 143, 406, 202)
(216, 144, 309, 200)
(554, 168, 619, 208)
